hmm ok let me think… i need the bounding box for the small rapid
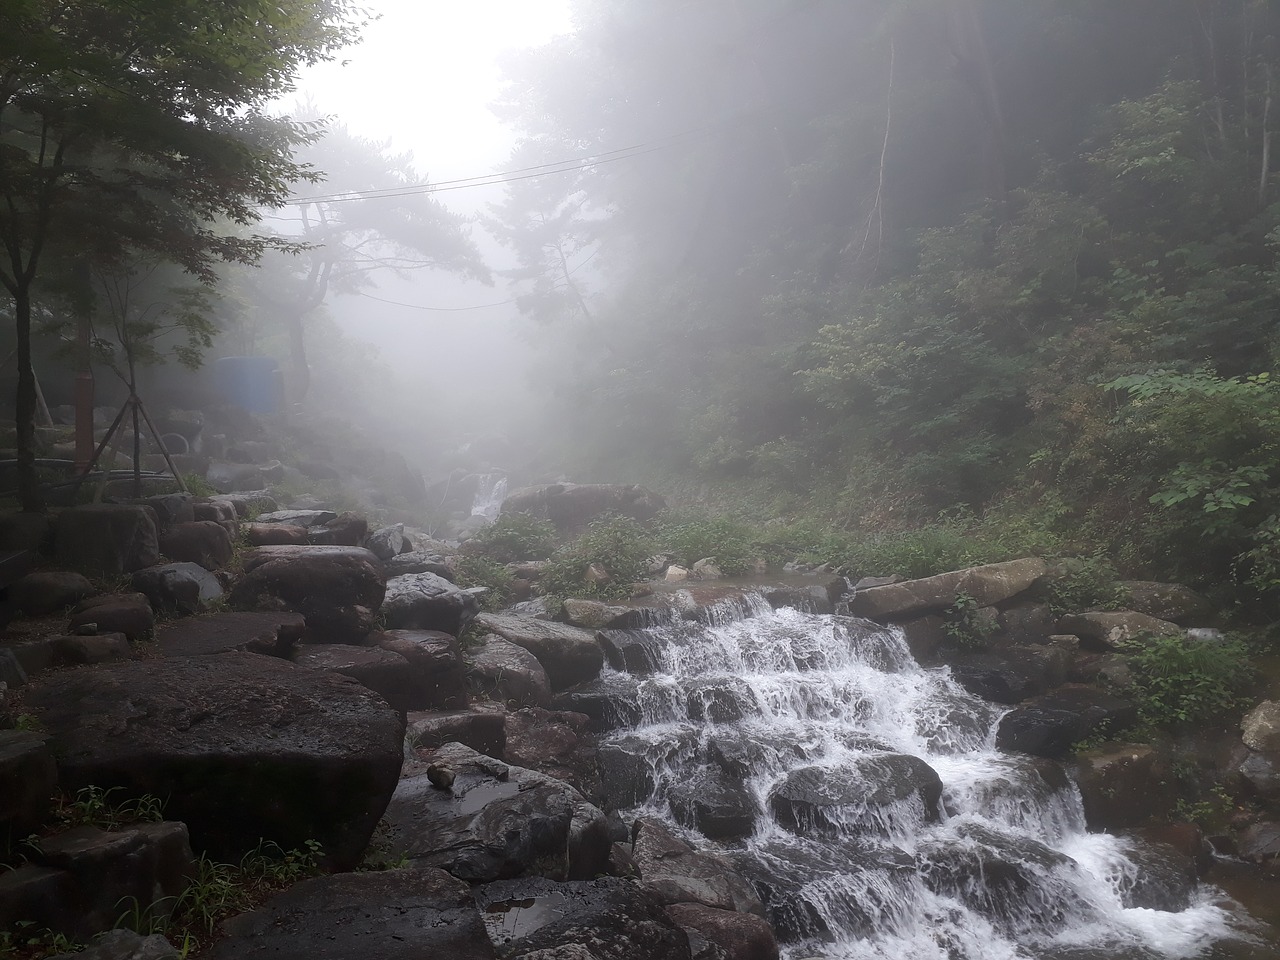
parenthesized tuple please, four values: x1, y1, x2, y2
(595, 597, 1267, 960)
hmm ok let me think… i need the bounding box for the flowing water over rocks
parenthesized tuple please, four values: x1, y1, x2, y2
(593, 595, 1271, 960)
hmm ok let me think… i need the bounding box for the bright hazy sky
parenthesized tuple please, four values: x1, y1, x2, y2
(293, 0, 574, 210)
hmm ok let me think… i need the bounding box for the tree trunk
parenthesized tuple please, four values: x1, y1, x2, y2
(286, 311, 310, 403)
(14, 286, 44, 513)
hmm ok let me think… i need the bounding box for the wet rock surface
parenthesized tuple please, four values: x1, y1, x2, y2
(383, 571, 480, 635)
(476, 614, 604, 690)
(631, 818, 762, 915)
(996, 685, 1138, 759)
(154, 610, 306, 658)
(467, 634, 552, 708)
(769, 754, 943, 837)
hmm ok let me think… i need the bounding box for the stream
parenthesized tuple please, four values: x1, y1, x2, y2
(596, 596, 1276, 960)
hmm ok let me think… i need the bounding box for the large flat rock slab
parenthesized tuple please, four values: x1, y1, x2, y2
(23, 652, 404, 869)
(474, 614, 603, 690)
(211, 868, 494, 960)
(847, 558, 1047, 621)
(154, 611, 306, 658)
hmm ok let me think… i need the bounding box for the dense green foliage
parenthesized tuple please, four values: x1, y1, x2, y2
(1119, 632, 1256, 729)
(540, 515, 655, 600)
(494, 1, 1280, 608)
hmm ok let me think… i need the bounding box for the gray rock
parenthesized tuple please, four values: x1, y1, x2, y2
(383, 572, 479, 636)
(292, 644, 422, 712)
(51, 929, 180, 960)
(141, 493, 196, 531)
(668, 768, 757, 841)
(366, 524, 406, 561)
(55, 504, 159, 577)
(155, 611, 306, 658)
(1056, 610, 1182, 652)
(160, 520, 233, 571)
(386, 551, 456, 577)
(770, 755, 943, 838)
(132, 562, 223, 615)
(230, 545, 386, 644)
(666, 903, 779, 960)
(475, 613, 604, 690)
(632, 818, 762, 914)
(996, 684, 1139, 758)
(1237, 821, 1280, 864)
(0, 730, 56, 837)
(256, 509, 337, 528)
(503, 707, 599, 798)
(847, 558, 1047, 620)
(24, 652, 405, 869)
(244, 521, 309, 546)
(1119, 581, 1213, 625)
(466, 634, 552, 708)
(1239, 750, 1280, 799)
(309, 511, 368, 547)
(67, 592, 154, 640)
(407, 706, 507, 758)
(560, 598, 642, 630)
(1243, 700, 1280, 753)
(1072, 743, 1177, 829)
(384, 742, 610, 882)
(214, 491, 279, 519)
(211, 867, 494, 960)
(10, 571, 97, 616)
(376, 630, 468, 710)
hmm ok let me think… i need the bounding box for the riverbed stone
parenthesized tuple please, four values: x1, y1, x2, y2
(160, 520, 233, 570)
(231, 545, 386, 643)
(560, 598, 643, 630)
(23, 652, 405, 869)
(67, 592, 154, 640)
(770, 754, 943, 838)
(211, 867, 494, 960)
(475, 613, 604, 690)
(666, 903, 779, 960)
(309, 511, 368, 547)
(1243, 700, 1280, 753)
(1237, 821, 1280, 866)
(1117, 839, 1198, 911)
(55, 504, 159, 577)
(467, 634, 553, 708)
(668, 768, 757, 841)
(996, 685, 1138, 758)
(292, 644, 421, 712)
(383, 742, 610, 882)
(503, 707, 598, 797)
(374, 629, 468, 709)
(631, 818, 763, 915)
(1072, 743, 1177, 829)
(382, 572, 479, 635)
(366, 524, 405, 561)
(477, 876, 692, 960)
(132, 561, 223, 614)
(10, 571, 97, 616)
(846, 558, 1047, 620)
(155, 610, 306, 658)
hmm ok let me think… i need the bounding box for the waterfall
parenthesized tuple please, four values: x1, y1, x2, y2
(470, 472, 508, 521)
(597, 601, 1268, 960)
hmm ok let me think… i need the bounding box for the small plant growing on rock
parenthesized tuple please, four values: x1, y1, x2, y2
(1119, 631, 1255, 729)
(1045, 554, 1129, 616)
(52, 786, 164, 831)
(943, 592, 995, 650)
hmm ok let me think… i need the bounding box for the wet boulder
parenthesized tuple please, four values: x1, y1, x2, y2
(596, 736, 660, 810)
(946, 646, 1067, 705)
(244, 521, 309, 546)
(500, 483, 666, 536)
(309, 511, 368, 547)
(160, 520, 233, 571)
(847, 558, 1047, 621)
(1119, 581, 1213, 625)
(770, 754, 943, 838)
(382, 572, 480, 635)
(407, 705, 507, 758)
(666, 903, 779, 960)
(476, 613, 604, 690)
(23, 652, 405, 869)
(1055, 611, 1181, 652)
(292, 644, 423, 712)
(383, 742, 610, 882)
(560, 598, 646, 630)
(668, 768, 757, 841)
(376, 629, 468, 710)
(476, 876, 691, 960)
(132, 562, 223, 615)
(55, 504, 159, 577)
(1116, 838, 1197, 911)
(1072, 743, 1177, 829)
(67, 592, 154, 640)
(466, 634, 552, 708)
(1243, 700, 1280, 753)
(551, 676, 643, 732)
(997, 685, 1138, 759)
(631, 818, 763, 915)
(683, 677, 758, 723)
(211, 867, 494, 960)
(10, 571, 97, 616)
(598, 629, 663, 676)
(503, 707, 599, 797)
(155, 610, 306, 658)
(230, 545, 386, 644)
(366, 524, 405, 561)
(387, 551, 456, 578)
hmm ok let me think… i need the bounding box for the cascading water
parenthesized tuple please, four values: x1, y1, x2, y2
(596, 596, 1271, 960)
(470, 471, 508, 521)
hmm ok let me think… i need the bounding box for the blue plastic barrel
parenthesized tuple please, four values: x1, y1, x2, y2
(214, 356, 283, 414)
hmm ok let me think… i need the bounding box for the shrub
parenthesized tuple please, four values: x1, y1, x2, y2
(943, 592, 996, 650)
(540, 515, 654, 600)
(468, 512, 556, 563)
(656, 511, 755, 575)
(1120, 631, 1255, 729)
(452, 555, 516, 611)
(1044, 554, 1129, 616)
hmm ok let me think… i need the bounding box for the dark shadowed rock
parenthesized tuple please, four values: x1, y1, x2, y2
(1072, 743, 1177, 829)
(387, 551, 456, 578)
(244, 522, 309, 546)
(155, 610, 306, 658)
(476, 613, 603, 690)
(231, 545, 386, 644)
(383, 572, 479, 635)
(309, 511, 368, 547)
(770, 755, 942, 838)
(0, 730, 56, 838)
(500, 483, 666, 536)
(631, 818, 762, 915)
(476, 876, 692, 960)
(141, 493, 195, 532)
(946, 646, 1068, 704)
(160, 520, 233, 570)
(23, 652, 404, 869)
(597, 629, 662, 676)
(191, 499, 239, 534)
(504, 707, 599, 797)
(211, 867, 494, 960)
(55, 505, 159, 577)
(50, 929, 180, 960)
(847, 558, 1047, 620)
(292, 644, 421, 711)
(1119, 581, 1213, 625)
(997, 685, 1138, 759)
(10, 571, 96, 616)
(407, 705, 507, 758)
(366, 524, 405, 561)
(67, 592, 154, 640)
(466, 634, 552, 708)
(215, 491, 278, 519)
(666, 903, 779, 960)
(132, 562, 223, 615)
(376, 629, 469, 710)
(668, 768, 757, 841)
(384, 742, 610, 882)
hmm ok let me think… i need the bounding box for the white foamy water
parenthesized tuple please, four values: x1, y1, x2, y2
(597, 602, 1266, 960)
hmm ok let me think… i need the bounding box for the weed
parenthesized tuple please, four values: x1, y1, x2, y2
(182, 473, 218, 498)
(1044, 555, 1128, 616)
(0, 923, 79, 958)
(540, 515, 654, 601)
(452, 555, 516, 611)
(1119, 631, 1255, 730)
(942, 592, 996, 650)
(655, 511, 755, 575)
(51, 786, 165, 831)
(468, 512, 556, 563)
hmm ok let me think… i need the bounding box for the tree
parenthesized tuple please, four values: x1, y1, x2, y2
(250, 122, 490, 401)
(0, 0, 365, 510)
